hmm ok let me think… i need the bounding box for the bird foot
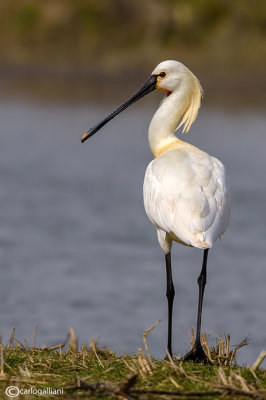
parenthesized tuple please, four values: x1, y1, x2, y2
(182, 344, 212, 364)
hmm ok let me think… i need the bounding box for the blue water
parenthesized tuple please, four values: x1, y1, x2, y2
(0, 98, 265, 367)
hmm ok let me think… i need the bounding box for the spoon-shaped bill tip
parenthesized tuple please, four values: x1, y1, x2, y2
(81, 131, 90, 143)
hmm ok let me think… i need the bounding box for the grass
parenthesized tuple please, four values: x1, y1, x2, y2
(0, 325, 265, 399)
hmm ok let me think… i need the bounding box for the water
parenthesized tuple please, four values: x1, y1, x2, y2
(0, 98, 265, 366)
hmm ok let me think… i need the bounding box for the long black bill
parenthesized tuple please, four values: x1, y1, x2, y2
(81, 74, 157, 143)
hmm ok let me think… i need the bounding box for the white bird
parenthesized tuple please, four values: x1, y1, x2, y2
(81, 60, 230, 363)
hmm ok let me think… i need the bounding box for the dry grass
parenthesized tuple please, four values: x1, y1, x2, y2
(0, 324, 265, 399)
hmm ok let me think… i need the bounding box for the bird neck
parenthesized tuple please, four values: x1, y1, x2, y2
(148, 84, 194, 158)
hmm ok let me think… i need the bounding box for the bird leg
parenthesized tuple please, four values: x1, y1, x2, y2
(182, 249, 211, 364)
(165, 252, 175, 358)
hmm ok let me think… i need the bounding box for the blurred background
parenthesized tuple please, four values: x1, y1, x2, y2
(1, 0, 265, 103)
(0, 0, 265, 366)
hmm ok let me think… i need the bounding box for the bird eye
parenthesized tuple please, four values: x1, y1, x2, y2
(159, 72, 166, 78)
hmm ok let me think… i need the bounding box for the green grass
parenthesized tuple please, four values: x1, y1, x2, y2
(0, 328, 265, 399)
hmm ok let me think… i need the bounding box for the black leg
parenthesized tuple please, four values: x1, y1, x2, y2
(182, 249, 211, 363)
(195, 248, 208, 347)
(165, 252, 175, 357)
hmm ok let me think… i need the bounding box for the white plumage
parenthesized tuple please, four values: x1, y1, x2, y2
(144, 142, 230, 252)
(143, 60, 230, 255)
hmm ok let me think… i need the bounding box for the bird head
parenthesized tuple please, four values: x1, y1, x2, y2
(150, 60, 186, 92)
(151, 60, 203, 133)
(81, 60, 203, 142)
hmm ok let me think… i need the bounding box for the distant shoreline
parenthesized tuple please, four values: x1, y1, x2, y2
(1, 62, 265, 107)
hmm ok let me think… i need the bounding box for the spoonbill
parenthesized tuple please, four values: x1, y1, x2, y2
(81, 60, 230, 363)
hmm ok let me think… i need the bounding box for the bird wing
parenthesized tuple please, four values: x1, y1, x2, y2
(143, 146, 230, 248)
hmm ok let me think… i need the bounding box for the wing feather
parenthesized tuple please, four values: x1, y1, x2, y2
(143, 145, 230, 249)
